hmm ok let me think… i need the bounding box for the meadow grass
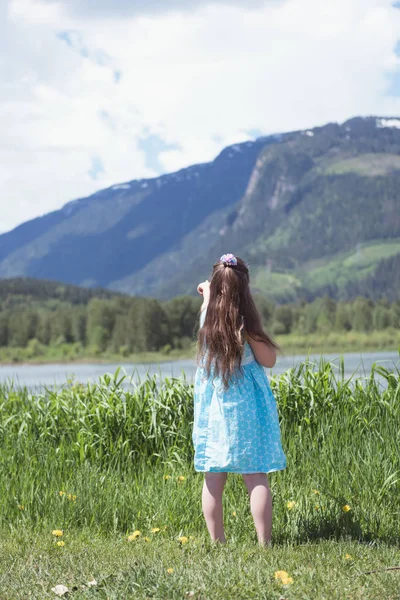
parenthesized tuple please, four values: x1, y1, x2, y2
(0, 361, 399, 598)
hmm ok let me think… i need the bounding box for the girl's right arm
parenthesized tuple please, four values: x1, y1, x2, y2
(246, 335, 277, 368)
(197, 280, 210, 312)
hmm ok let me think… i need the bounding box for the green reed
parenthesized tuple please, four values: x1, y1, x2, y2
(0, 360, 399, 544)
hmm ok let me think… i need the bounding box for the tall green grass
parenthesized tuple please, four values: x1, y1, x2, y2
(0, 360, 399, 545)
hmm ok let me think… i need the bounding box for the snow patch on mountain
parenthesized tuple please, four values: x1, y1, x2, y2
(377, 118, 400, 129)
(112, 184, 131, 190)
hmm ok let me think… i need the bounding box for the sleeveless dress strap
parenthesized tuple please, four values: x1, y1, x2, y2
(199, 306, 207, 328)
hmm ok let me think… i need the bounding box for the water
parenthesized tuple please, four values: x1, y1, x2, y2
(0, 351, 398, 390)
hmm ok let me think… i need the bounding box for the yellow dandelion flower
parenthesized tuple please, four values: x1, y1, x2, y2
(177, 476, 186, 482)
(18, 505, 24, 511)
(59, 491, 66, 497)
(343, 504, 351, 513)
(286, 501, 296, 510)
(52, 530, 64, 537)
(312, 489, 320, 495)
(232, 511, 237, 517)
(164, 475, 171, 481)
(167, 568, 174, 574)
(67, 494, 77, 502)
(127, 530, 141, 541)
(275, 570, 289, 580)
(314, 505, 320, 510)
(274, 570, 293, 585)
(144, 537, 151, 542)
(178, 536, 188, 544)
(57, 541, 65, 547)
(151, 527, 161, 533)
(345, 553, 353, 560)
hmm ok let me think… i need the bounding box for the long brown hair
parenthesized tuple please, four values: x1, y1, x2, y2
(198, 256, 279, 387)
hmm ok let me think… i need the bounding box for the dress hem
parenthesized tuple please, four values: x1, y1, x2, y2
(194, 465, 286, 474)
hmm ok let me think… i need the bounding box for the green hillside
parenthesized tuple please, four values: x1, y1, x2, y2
(1, 117, 400, 302)
(250, 239, 400, 302)
(158, 118, 400, 301)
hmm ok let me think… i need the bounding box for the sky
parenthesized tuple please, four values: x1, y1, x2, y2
(1, 0, 400, 233)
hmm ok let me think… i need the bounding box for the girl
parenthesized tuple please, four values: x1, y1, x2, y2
(192, 253, 286, 546)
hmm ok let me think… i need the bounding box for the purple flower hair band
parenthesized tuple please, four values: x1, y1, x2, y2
(219, 253, 238, 267)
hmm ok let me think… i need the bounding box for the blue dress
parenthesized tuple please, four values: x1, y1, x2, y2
(192, 308, 287, 473)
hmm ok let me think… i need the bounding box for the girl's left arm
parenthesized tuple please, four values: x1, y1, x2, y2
(246, 335, 277, 368)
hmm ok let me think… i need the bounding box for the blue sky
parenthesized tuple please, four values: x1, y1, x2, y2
(1, 0, 400, 232)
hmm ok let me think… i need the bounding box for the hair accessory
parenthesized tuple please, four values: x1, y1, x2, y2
(219, 253, 238, 267)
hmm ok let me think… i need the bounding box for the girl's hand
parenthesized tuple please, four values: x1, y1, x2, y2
(197, 280, 210, 309)
(197, 280, 210, 296)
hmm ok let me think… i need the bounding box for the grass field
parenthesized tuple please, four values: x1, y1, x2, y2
(0, 362, 399, 598)
(323, 153, 400, 177)
(249, 238, 400, 303)
(252, 269, 303, 303)
(301, 239, 400, 293)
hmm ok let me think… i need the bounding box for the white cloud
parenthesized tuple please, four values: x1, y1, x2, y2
(41, 0, 271, 19)
(1, 0, 400, 233)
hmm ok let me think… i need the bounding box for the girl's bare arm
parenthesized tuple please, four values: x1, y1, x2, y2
(246, 335, 277, 368)
(197, 280, 210, 311)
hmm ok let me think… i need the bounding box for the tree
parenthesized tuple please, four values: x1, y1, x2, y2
(24, 309, 39, 341)
(87, 299, 115, 349)
(273, 305, 293, 334)
(335, 303, 352, 331)
(129, 298, 169, 352)
(71, 308, 87, 345)
(390, 301, 400, 329)
(0, 313, 8, 347)
(372, 304, 391, 330)
(8, 312, 29, 347)
(111, 314, 130, 353)
(316, 296, 336, 333)
(50, 309, 73, 344)
(352, 297, 373, 332)
(254, 295, 275, 328)
(37, 313, 52, 345)
(164, 296, 201, 346)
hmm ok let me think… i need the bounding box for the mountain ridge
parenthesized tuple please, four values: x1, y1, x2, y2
(1, 116, 400, 302)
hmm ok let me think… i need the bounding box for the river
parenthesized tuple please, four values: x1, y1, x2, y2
(0, 350, 398, 389)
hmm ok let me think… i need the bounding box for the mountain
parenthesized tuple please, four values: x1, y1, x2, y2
(1, 116, 400, 302)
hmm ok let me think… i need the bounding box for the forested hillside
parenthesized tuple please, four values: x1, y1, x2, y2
(0, 117, 400, 302)
(0, 277, 119, 307)
(0, 278, 399, 362)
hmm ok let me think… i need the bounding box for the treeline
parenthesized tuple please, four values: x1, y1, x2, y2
(0, 277, 119, 307)
(0, 284, 399, 356)
(265, 296, 400, 335)
(0, 295, 202, 355)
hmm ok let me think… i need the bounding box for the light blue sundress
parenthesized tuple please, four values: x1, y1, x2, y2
(192, 308, 287, 473)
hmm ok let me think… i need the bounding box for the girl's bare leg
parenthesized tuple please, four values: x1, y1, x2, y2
(242, 473, 272, 545)
(202, 472, 227, 543)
